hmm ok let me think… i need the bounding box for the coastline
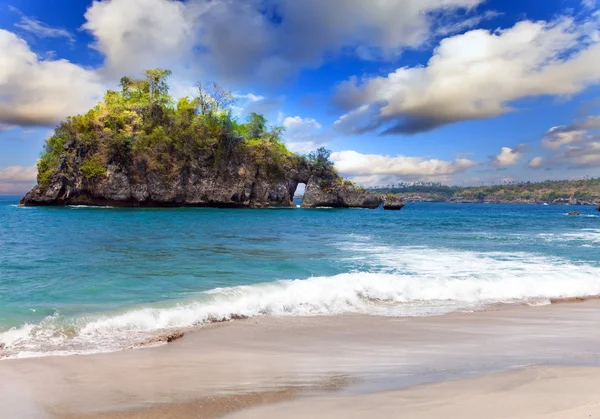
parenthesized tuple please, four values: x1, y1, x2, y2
(2, 300, 600, 418)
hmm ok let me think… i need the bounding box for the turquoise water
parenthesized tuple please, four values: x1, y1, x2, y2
(1, 195, 599, 358)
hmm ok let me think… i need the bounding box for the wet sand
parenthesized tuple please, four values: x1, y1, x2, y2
(1, 300, 599, 418)
(225, 367, 600, 419)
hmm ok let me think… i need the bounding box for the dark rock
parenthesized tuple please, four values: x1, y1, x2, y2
(302, 181, 382, 208)
(21, 144, 390, 210)
(597, 204, 600, 212)
(567, 211, 580, 216)
(136, 331, 184, 347)
(383, 195, 405, 210)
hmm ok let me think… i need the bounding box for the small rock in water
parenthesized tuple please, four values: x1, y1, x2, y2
(0, 343, 5, 350)
(568, 211, 580, 216)
(597, 204, 600, 212)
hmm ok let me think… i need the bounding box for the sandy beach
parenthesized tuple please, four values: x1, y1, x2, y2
(1, 300, 599, 418)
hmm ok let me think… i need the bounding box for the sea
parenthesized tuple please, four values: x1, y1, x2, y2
(1, 195, 599, 359)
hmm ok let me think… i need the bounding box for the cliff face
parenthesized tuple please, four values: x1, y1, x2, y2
(21, 142, 397, 210)
(20, 69, 404, 210)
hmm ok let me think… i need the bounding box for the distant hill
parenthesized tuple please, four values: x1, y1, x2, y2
(370, 179, 600, 205)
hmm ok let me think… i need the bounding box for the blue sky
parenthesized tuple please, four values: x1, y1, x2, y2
(1, 0, 600, 194)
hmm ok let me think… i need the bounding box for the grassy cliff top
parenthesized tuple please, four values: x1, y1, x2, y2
(36, 68, 337, 188)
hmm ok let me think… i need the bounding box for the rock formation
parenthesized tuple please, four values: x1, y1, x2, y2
(20, 68, 403, 210)
(21, 142, 400, 210)
(382, 195, 406, 210)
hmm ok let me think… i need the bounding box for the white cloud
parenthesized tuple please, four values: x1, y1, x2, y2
(538, 115, 600, 167)
(542, 126, 587, 149)
(235, 93, 265, 102)
(558, 141, 600, 166)
(0, 165, 37, 182)
(334, 16, 600, 135)
(282, 116, 326, 154)
(528, 156, 543, 168)
(283, 116, 322, 131)
(0, 165, 37, 194)
(542, 116, 600, 149)
(582, 0, 596, 9)
(493, 146, 523, 167)
(81, 0, 486, 82)
(14, 15, 75, 44)
(331, 150, 478, 178)
(82, 0, 195, 75)
(0, 30, 105, 127)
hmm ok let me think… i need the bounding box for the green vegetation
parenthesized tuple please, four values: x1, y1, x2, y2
(80, 156, 107, 179)
(38, 69, 299, 185)
(370, 179, 600, 203)
(370, 182, 461, 201)
(307, 147, 342, 188)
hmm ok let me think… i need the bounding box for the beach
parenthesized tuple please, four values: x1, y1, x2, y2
(2, 299, 599, 418)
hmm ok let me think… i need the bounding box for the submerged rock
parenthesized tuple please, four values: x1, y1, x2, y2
(567, 211, 580, 216)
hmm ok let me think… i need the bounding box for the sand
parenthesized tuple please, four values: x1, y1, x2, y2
(225, 367, 600, 419)
(1, 300, 599, 418)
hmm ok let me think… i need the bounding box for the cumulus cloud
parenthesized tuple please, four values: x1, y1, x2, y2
(0, 165, 37, 194)
(334, 16, 600, 135)
(493, 146, 524, 167)
(528, 157, 543, 168)
(537, 115, 600, 168)
(282, 116, 327, 154)
(542, 116, 600, 149)
(81, 0, 485, 82)
(82, 0, 196, 75)
(331, 150, 478, 178)
(558, 141, 600, 166)
(0, 30, 105, 127)
(283, 116, 322, 131)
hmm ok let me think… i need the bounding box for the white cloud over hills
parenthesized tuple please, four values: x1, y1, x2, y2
(334, 16, 600, 135)
(331, 150, 478, 179)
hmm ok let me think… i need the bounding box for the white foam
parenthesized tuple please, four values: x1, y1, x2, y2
(67, 205, 115, 209)
(2, 244, 600, 359)
(539, 229, 600, 245)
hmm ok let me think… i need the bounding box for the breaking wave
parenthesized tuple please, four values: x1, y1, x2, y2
(2, 245, 600, 359)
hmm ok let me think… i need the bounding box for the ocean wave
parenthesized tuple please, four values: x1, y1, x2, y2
(538, 229, 600, 245)
(2, 245, 600, 359)
(67, 205, 115, 209)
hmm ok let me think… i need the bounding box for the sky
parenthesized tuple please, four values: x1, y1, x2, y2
(1, 0, 600, 194)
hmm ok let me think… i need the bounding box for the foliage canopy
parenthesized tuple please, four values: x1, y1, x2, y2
(38, 69, 298, 186)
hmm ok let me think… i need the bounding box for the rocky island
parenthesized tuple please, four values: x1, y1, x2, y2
(21, 69, 403, 211)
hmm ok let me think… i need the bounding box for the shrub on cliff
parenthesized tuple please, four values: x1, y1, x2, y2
(37, 69, 294, 185)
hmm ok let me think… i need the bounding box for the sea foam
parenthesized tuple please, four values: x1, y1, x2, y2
(2, 245, 600, 359)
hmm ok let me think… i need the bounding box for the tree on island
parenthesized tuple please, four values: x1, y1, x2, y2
(36, 68, 326, 188)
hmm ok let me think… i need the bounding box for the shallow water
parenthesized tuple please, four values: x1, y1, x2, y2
(1, 196, 599, 357)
